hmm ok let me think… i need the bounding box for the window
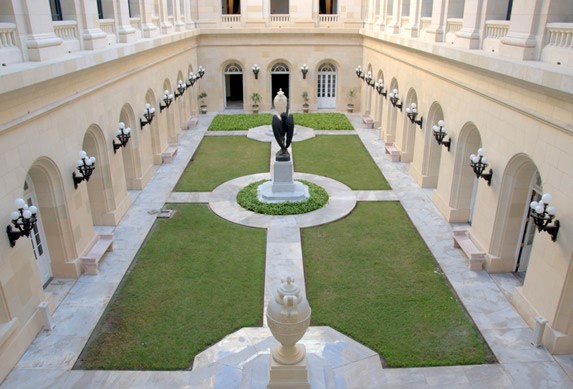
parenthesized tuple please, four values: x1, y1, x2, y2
(97, 0, 104, 19)
(49, 0, 63, 21)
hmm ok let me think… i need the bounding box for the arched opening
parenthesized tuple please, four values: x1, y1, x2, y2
(317, 62, 337, 109)
(224, 62, 244, 109)
(399, 88, 418, 162)
(271, 62, 290, 105)
(118, 105, 141, 189)
(490, 154, 539, 273)
(450, 122, 481, 222)
(374, 70, 385, 133)
(145, 89, 163, 165)
(364, 64, 374, 115)
(28, 158, 78, 279)
(384, 78, 399, 144)
(175, 70, 187, 133)
(162, 79, 177, 144)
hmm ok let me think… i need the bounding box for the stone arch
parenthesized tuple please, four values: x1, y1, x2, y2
(82, 124, 116, 225)
(145, 88, 163, 165)
(187, 64, 197, 114)
(384, 77, 399, 144)
(489, 154, 539, 272)
(118, 104, 141, 189)
(162, 78, 177, 144)
(269, 60, 291, 102)
(399, 87, 418, 162)
(175, 70, 187, 132)
(449, 122, 481, 222)
(418, 101, 445, 188)
(374, 69, 385, 131)
(28, 157, 79, 277)
(223, 60, 245, 108)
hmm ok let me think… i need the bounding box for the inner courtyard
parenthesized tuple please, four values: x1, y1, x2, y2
(1, 0, 572, 387)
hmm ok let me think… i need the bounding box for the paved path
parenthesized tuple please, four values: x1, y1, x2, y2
(2, 113, 573, 388)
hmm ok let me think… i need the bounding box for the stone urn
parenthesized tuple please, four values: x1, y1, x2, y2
(266, 277, 311, 365)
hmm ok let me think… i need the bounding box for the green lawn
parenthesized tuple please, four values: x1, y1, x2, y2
(174, 137, 270, 192)
(302, 202, 495, 367)
(208, 113, 353, 131)
(294, 136, 391, 190)
(76, 204, 266, 370)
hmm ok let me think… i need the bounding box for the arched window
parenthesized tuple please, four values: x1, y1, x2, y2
(225, 63, 243, 73)
(271, 63, 289, 73)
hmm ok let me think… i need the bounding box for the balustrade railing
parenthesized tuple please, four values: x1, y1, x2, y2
(129, 17, 141, 31)
(53, 21, 79, 40)
(485, 20, 509, 40)
(270, 14, 290, 23)
(100, 19, 116, 35)
(0, 23, 17, 48)
(446, 18, 463, 34)
(545, 23, 573, 48)
(221, 15, 241, 24)
(419, 17, 431, 32)
(319, 14, 339, 24)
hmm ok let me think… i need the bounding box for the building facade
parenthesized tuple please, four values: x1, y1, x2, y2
(0, 0, 572, 382)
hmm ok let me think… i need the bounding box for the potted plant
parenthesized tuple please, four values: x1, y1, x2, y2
(301, 91, 309, 113)
(198, 91, 208, 114)
(250, 92, 261, 114)
(347, 88, 357, 113)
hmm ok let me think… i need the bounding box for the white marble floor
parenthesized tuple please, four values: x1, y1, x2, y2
(3, 113, 573, 388)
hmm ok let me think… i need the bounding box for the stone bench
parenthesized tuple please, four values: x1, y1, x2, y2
(362, 115, 375, 129)
(384, 143, 401, 162)
(161, 144, 178, 163)
(453, 230, 486, 270)
(80, 234, 114, 275)
(188, 117, 199, 129)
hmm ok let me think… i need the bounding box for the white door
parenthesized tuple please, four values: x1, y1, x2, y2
(516, 188, 540, 273)
(24, 177, 52, 286)
(317, 63, 337, 109)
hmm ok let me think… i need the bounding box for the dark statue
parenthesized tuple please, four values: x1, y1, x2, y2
(272, 110, 294, 161)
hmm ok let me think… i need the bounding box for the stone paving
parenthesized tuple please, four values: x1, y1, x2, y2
(2, 113, 573, 388)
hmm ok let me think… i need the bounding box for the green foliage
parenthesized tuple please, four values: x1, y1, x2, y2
(77, 204, 266, 370)
(207, 113, 353, 131)
(237, 180, 329, 215)
(208, 114, 273, 131)
(294, 135, 390, 190)
(302, 202, 495, 367)
(302, 91, 309, 103)
(250, 92, 262, 105)
(292, 113, 353, 130)
(175, 137, 269, 192)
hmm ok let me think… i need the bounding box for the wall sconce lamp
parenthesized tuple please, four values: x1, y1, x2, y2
(6, 198, 38, 248)
(140, 103, 156, 128)
(113, 122, 131, 153)
(73, 150, 96, 189)
(175, 80, 186, 99)
(529, 193, 560, 242)
(432, 120, 452, 152)
(187, 72, 197, 87)
(252, 64, 260, 79)
(375, 79, 387, 97)
(197, 66, 205, 79)
(388, 89, 403, 111)
(406, 103, 423, 128)
(356, 65, 364, 79)
(469, 148, 492, 185)
(160, 90, 174, 112)
(301, 64, 309, 79)
(364, 72, 375, 87)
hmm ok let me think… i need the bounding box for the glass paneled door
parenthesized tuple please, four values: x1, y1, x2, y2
(317, 63, 336, 109)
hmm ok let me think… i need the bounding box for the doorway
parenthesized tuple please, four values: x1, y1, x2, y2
(515, 173, 541, 273)
(271, 62, 290, 107)
(317, 62, 337, 109)
(24, 176, 52, 287)
(224, 62, 244, 109)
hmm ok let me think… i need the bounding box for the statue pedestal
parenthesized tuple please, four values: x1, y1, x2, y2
(267, 346, 310, 389)
(258, 160, 309, 203)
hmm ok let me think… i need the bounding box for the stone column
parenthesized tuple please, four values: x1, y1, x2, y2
(21, 0, 65, 61)
(455, 0, 485, 49)
(376, 0, 388, 31)
(78, 0, 108, 50)
(115, 0, 137, 43)
(424, 0, 447, 42)
(140, 0, 160, 38)
(499, 0, 542, 61)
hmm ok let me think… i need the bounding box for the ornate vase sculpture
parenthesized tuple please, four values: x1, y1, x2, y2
(266, 277, 311, 365)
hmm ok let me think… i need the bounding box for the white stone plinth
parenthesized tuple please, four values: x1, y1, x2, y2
(258, 160, 309, 203)
(267, 347, 310, 389)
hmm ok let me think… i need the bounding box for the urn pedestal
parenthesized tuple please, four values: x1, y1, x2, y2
(266, 277, 311, 389)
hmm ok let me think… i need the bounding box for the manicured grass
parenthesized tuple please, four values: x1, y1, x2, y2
(208, 114, 272, 131)
(174, 137, 270, 192)
(302, 202, 495, 367)
(237, 180, 329, 215)
(294, 136, 390, 190)
(207, 113, 353, 131)
(76, 204, 266, 370)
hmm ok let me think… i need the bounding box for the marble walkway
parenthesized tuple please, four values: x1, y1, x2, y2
(2, 114, 573, 388)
